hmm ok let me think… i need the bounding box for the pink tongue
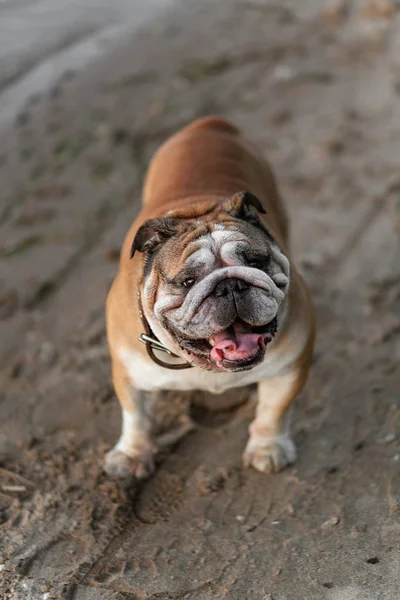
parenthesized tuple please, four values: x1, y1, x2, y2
(210, 322, 264, 362)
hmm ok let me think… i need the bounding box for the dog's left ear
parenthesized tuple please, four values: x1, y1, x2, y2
(225, 191, 267, 220)
(224, 191, 275, 241)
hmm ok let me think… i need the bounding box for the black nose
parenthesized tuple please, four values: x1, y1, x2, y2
(214, 278, 249, 297)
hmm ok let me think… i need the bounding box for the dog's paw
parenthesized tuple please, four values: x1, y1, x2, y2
(104, 447, 156, 480)
(243, 435, 297, 474)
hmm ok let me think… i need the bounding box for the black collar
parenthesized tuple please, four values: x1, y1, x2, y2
(137, 293, 193, 370)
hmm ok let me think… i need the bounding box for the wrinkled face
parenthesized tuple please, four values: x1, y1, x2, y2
(133, 194, 290, 372)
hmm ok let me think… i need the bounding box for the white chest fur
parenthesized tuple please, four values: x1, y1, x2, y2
(118, 345, 292, 394)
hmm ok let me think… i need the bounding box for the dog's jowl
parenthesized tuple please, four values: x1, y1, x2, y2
(105, 116, 315, 479)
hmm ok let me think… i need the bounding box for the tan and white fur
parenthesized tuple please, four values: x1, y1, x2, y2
(105, 116, 315, 479)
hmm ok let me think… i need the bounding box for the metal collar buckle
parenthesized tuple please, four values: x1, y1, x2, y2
(138, 333, 174, 355)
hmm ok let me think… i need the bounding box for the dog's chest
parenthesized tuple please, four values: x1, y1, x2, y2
(118, 347, 284, 394)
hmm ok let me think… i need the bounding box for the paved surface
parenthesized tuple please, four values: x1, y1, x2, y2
(1, 0, 400, 598)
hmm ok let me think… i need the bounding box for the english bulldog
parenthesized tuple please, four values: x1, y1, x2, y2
(105, 116, 315, 479)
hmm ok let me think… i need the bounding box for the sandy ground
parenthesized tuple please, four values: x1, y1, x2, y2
(1, 0, 400, 598)
(0, 0, 176, 92)
(0, 0, 177, 131)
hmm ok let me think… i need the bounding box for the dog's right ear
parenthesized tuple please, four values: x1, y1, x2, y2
(130, 217, 179, 258)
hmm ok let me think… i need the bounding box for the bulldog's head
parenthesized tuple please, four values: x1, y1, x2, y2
(131, 192, 290, 372)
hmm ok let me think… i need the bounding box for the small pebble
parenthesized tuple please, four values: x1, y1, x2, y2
(287, 504, 295, 516)
(322, 516, 340, 528)
(272, 65, 295, 82)
(377, 432, 396, 444)
(2, 485, 26, 493)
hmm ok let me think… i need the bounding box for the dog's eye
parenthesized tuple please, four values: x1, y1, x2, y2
(182, 278, 195, 288)
(248, 258, 267, 269)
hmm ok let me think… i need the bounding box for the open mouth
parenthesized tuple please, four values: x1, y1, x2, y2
(180, 318, 277, 370)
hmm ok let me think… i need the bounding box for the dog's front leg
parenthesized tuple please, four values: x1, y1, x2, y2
(243, 366, 308, 474)
(104, 360, 157, 479)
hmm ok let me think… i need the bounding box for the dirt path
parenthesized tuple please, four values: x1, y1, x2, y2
(0, 0, 176, 92)
(1, 1, 400, 598)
